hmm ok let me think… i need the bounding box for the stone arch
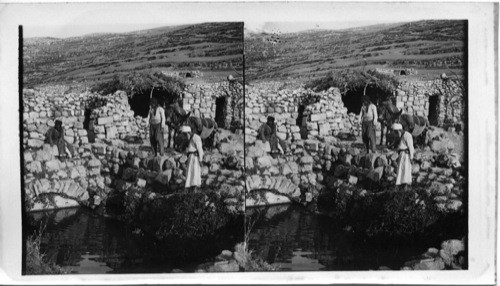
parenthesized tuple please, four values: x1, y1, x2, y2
(342, 84, 389, 114)
(245, 175, 300, 198)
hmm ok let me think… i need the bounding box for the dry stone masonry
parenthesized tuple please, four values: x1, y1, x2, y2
(245, 82, 354, 144)
(23, 83, 244, 213)
(395, 79, 464, 128)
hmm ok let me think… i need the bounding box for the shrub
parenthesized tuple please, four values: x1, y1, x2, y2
(138, 191, 231, 241)
(351, 185, 440, 238)
(304, 69, 398, 97)
(25, 224, 67, 275)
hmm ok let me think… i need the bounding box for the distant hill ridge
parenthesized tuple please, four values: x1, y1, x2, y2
(244, 20, 465, 81)
(24, 22, 243, 86)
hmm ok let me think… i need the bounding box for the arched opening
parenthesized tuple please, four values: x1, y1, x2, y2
(215, 96, 227, 129)
(342, 85, 391, 115)
(428, 95, 440, 126)
(296, 105, 308, 139)
(400, 70, 407, 76)
(185, 72, 192, 78)
(128, 88, 180, 118)
(128, 91, 152, 117)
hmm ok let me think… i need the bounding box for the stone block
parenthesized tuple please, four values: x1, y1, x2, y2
(77, 129, 87, 137)
(105, 126, 117, 139)
(88, 158, 102, 168)
(310, 113, 327, 122)
(26, 161, 42, 174)
(69, 168, 80, 179)
(300, 155, 314, 164)
(97, 117, 113, 125)
(27, 139, 44, 148)
(137, 178, 147, 188)
(276, 132, 286, 141)
(35, 149, 53, 162)
(348, 175, 358, 185)
(305, 140, 319, 152)
(318, 123, 330, 136)
(256, 156, 273, 169)
(45, 160, 61, 173)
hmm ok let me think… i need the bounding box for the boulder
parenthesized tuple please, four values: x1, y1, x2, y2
(412, 258, 445, 270)
(348, 175, 358, 185)
(367, 167, 384, 182)
(137, 178, 147, 188)
(213, 260, 239, 272)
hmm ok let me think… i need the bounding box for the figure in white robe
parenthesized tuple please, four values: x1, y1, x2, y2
(182, 126, 204, 189)
(393, 125, 415, 186)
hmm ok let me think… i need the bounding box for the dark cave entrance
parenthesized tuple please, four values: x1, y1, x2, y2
(428, 95, 440, 126)
(296, 105, 308, 139)
(185, 72, 192, 78)
(341, 85, 391, 114)
(83, 108, 95, 143)
(215, 96, 227, 129)
(128, 88, 180, 118)
(400, 70, 407, 76)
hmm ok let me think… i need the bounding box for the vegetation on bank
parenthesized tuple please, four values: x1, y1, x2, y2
(318, 179, 465, 239)
(25, 224, 68, 275)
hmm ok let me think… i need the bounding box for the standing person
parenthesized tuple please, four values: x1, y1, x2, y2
(359, 96, 378, 153)
(181, 125, 204, 190)
(45, 119, 75, 158)
(147, 97, 166, 156)
(392, 123, 415, 188)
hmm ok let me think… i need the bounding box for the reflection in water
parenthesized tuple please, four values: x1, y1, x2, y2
(247, 204, 434, 271)
(27, 207, 241, 274)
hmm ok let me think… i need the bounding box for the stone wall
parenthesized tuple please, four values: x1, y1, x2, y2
(245, 137, 343, 207)
(395, 79, 464, 127)
(23, 84, 244, 213)
(182, 81, 244, 129)
(245, 82, 354, 144)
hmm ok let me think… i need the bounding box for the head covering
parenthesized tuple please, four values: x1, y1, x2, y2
(267, 116, 275, 122)
(55, 119, 62, 126)
(180, 125, 191, 133)
(392, 123, 403, 131)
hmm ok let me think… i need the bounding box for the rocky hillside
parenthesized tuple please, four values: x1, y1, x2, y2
(245, 20, 466, 81)
(24, 22, 243, 86)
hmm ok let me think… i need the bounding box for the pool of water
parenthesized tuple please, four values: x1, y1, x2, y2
(26, 207, 243, 274)
(247, 204, 448, 271)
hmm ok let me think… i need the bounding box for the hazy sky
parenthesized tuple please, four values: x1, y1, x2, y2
(26, 21, 395, 38)
(9, 2, 475, 38)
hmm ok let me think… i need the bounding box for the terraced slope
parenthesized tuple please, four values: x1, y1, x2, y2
(245, 20, 466, 82)
(24, 22, 244, 86)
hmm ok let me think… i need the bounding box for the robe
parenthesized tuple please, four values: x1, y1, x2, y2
(185, 133, 204, 188)
(396, 131, 415, 185)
